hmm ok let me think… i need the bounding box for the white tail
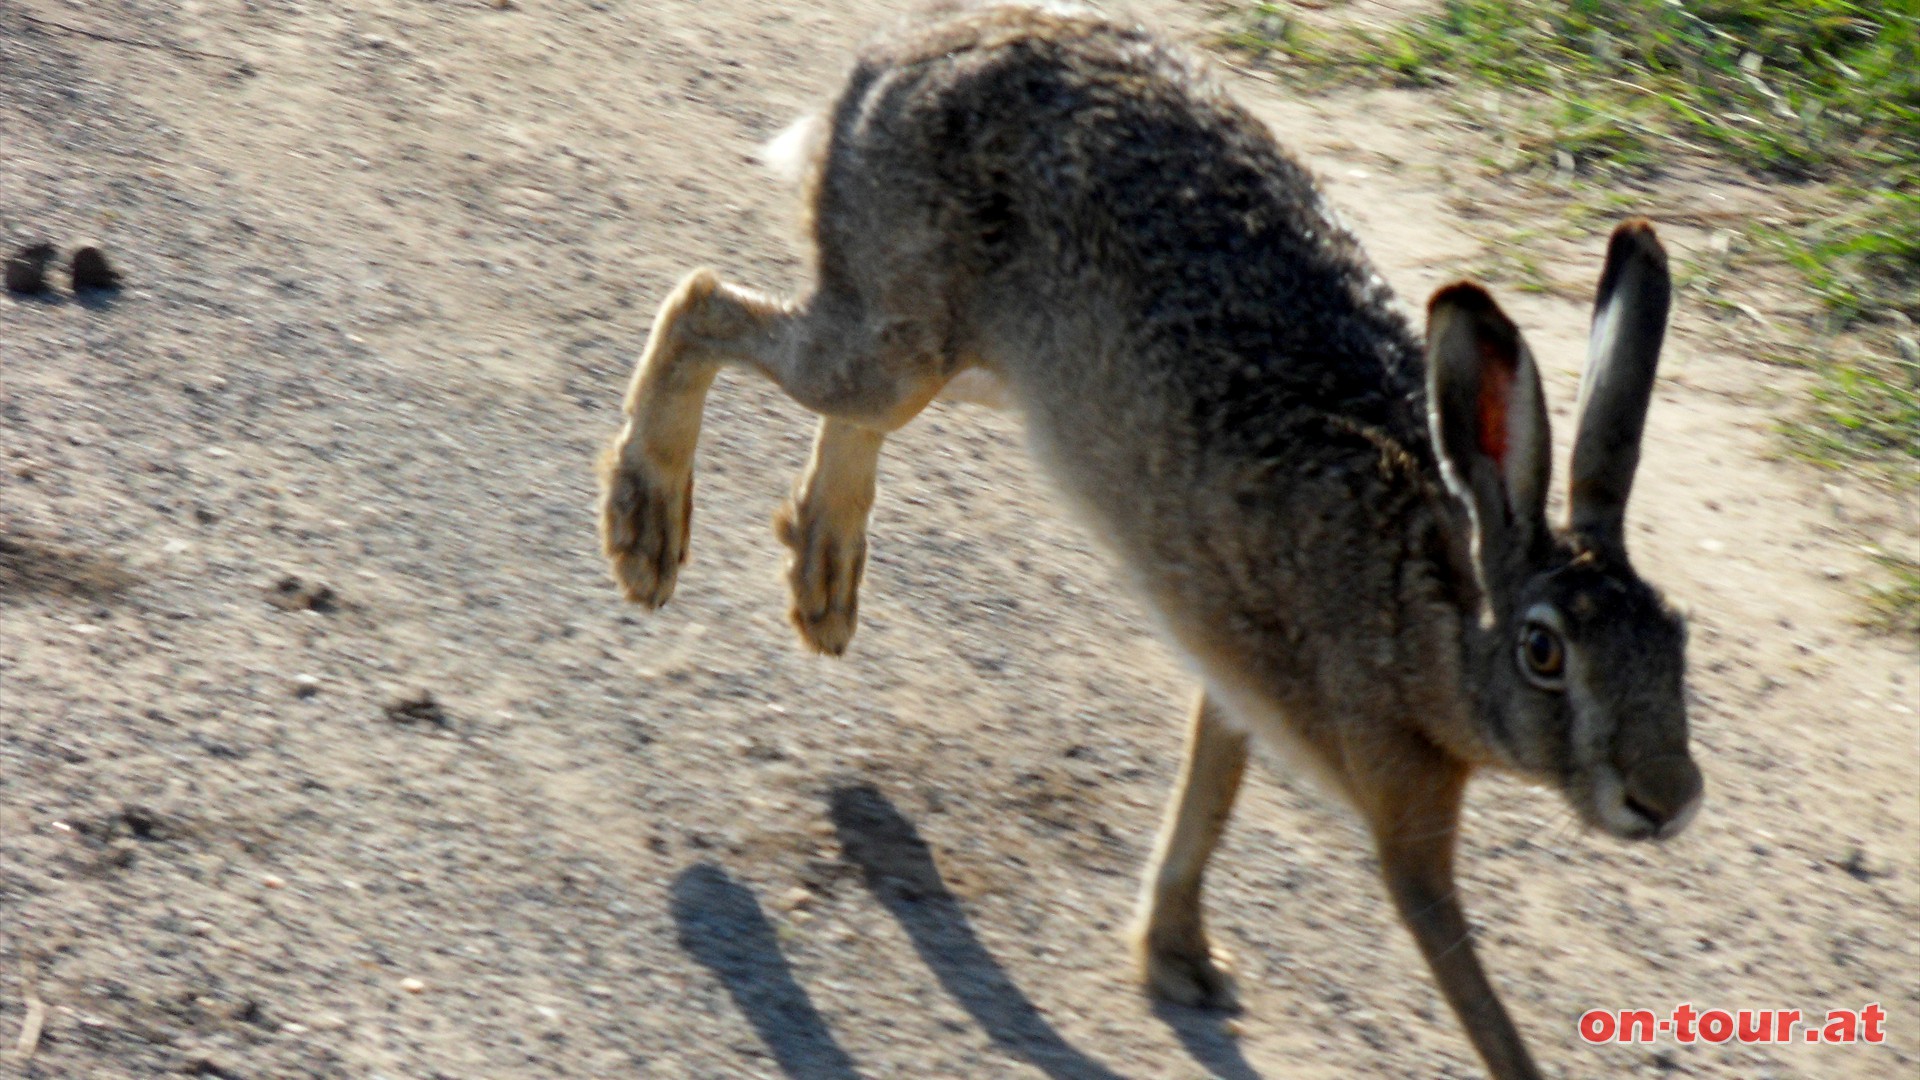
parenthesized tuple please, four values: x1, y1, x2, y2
(757, 113, 827, 186)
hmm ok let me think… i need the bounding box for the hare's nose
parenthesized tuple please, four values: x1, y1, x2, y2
(1622, 755, 1704, 839)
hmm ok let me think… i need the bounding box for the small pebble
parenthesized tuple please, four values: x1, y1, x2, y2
(69, 244, 120, 291)
(1838, 847, 1883, 882)
(291, 674, 322, 698)
(263, 874, 286, 889)
(268, 575, 338, 614)
(385, 690, 451, 727)
(400, 977, 426, 994)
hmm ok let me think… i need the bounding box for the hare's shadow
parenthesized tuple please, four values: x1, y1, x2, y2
(670, 863, 861, 1080)
(826, 783, 1126, 1080)
(826, 784, 1259, 1079)
(670, 785, 1261, 1080)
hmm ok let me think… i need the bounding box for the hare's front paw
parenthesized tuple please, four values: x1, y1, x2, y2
(1137, 929, 1240, 1011)
(774, 496, 866, 656)
(599, 440, 692, 608)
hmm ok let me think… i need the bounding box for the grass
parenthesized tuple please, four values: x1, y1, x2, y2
(1461, 227, 1565, 294)
(1236, 0, 1918, 177)
(1228, 0, 1918, 625)
(1865, 552, 1920, 636)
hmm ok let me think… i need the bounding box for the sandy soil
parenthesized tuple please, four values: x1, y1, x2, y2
(1, 2, 1913, 1078)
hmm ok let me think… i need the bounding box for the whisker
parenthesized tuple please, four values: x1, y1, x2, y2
(1434, 929, 1477, 962)
(1406, 886, 1463, 923)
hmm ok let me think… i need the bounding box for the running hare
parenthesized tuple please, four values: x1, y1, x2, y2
(599, 6, 1701, 1077)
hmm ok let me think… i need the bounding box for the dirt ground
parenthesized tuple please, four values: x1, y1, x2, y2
(1, 1, 1913, 1078)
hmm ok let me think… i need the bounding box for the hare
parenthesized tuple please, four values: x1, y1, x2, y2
(598, 6, 1702, 1078)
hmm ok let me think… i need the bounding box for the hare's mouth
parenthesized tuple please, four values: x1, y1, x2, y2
(1586, 764, 1703, 842)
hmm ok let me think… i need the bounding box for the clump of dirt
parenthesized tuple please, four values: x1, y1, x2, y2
(4, 241, 55, 294)
(384, 690, 452, 728)
(266, 574, 338, 613)
(69, 244, 121, 291)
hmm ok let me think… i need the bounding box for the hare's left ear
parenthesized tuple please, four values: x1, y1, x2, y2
(1569, 219, 1671, 558)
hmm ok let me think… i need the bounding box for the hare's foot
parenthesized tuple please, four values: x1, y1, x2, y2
(774, 495, 867, 656)
(1128, 922, 1236, 1006)
(1135, 921, 1239, 1011)
(599, 438, 693, 608)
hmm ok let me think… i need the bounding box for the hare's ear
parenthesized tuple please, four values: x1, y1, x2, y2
(1569, 219, 1670, 558)
(1427, 283, 1551, 578)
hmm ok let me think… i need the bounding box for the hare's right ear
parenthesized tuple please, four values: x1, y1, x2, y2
(1568, 219, 1670, 559)
(1427, 283, 1551, 587)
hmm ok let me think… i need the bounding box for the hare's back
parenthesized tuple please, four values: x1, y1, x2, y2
(825, 7, 1433, 456)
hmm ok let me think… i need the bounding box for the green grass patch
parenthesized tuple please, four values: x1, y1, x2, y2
(1235, 0, 1918, 179)
(1864, 551, 1920, 636)
(1786, 336, 1920, 474)
(1230, 0, 1919, 485)
(1771, 187, 1920, 325)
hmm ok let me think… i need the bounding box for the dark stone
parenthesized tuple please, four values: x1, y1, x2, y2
(4, 242, 55, 294)
(70, 244, 121, 290)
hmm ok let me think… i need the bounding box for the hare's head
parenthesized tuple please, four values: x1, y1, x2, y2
(1426, 220, 1702, 842)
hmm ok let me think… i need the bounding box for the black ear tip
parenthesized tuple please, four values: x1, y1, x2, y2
(1609, 218, 1668, 271)
(1427, 282, 1520, 354)
(1430, 281, 1494, 310)
(1428, 280, 1497, 315)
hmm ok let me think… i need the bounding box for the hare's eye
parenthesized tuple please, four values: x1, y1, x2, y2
(1518, 623, 1566, 688)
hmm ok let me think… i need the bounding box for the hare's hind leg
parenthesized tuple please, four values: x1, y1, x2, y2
(776, 364, 1011, 654)
(1131, 692, 1250, 1009)
(602, 261, 952, 648)
(600, 270, 794, 607)
(775, 419, 884, 655)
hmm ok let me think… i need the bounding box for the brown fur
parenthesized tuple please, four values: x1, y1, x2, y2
(597, 8, 1701, 1078)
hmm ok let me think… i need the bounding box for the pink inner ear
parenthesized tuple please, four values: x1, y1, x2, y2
(1476, 344, 1513, 466)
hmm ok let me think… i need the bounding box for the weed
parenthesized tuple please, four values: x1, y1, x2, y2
(1864, 551, 1920, 636)
(1236, 1, 1919, 180)
(1230, 0, 1918, 481)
